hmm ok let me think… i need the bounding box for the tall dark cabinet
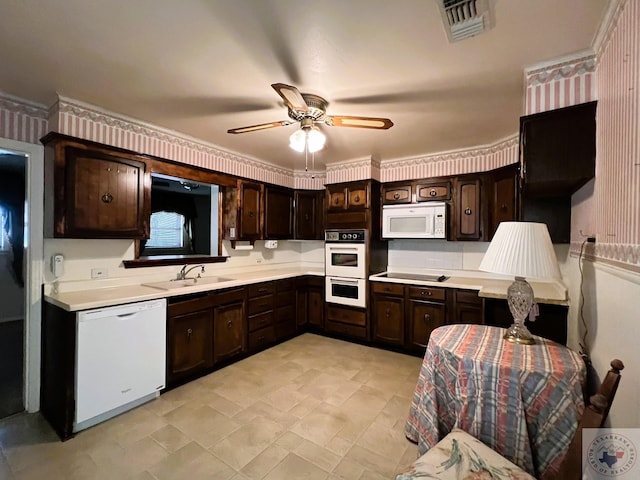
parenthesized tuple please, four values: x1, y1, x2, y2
(519, 101, 597, 243)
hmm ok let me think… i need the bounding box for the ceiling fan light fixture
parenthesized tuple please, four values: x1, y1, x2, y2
(289, 128, 307, 152)
(289, 125, 326, 153)
(307, 127, 326, 153)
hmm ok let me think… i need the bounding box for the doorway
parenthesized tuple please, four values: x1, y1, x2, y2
(0, 152, 26, 418)
(0, 138, 44, 418)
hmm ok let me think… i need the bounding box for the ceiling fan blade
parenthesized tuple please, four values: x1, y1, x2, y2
(272, 83, 309, 113)
(227, 120, 294, 134)
(324, 115, 394, 130)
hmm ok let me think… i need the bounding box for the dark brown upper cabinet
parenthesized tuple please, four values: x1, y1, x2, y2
(454, 176, 484, 241)
(294, 190, 324, 240)
(41, 133, 150, 239)
(489, 164, 518, 239)
(223, 179, 263, 242)
(519, 101, 596, 242)
(520, 101, 596, 196)
(264, 185, 294, 239)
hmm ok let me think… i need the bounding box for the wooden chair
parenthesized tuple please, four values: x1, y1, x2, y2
(396, 358, 624, 480)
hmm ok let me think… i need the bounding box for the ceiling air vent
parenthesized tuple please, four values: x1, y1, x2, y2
(437, 0, 494, 42)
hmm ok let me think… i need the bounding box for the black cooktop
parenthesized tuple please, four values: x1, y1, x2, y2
(379, 272, 448, 282)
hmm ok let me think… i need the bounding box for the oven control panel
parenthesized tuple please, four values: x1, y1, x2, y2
(325, 229, 366, 243)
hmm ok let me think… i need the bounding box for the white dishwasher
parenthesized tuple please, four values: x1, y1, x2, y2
(75, 298, 166, 432)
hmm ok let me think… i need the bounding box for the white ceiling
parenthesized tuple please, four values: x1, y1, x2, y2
(0, 0, 607, 171)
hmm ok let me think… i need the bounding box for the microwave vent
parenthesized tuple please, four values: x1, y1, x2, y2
(437, 0, 494, 42)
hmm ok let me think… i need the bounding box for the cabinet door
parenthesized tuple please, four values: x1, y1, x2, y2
(347, 184, 368, 209)
(372, 294, 404, 345)
(416, 181, 451, 202)
(294, 190, 323, 239)
(213, 300, 245, 364)
(382, 184, 412, 204)
(490, 166, 517, 239)
(327, 185, 347, 211)
(407, 299, 446, 351)
(167, 309, 213, 384)
(450, 290, 485, 325)
(308, 286, 324, 328)
(66, 148, 147, 238)
(239, 180, 262, 239)
(265, 186, 293, 239)
(455, 178, 482, 240)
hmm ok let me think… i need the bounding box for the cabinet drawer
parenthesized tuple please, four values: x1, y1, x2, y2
(326, 305, 366, 326)
(248, 325, 275, 350)
(416, 181, 451, 201)
(248, 311, 274, 332)
(408, 286, 446, 302)
(248, 283, 276, 297)
(372, 282, 405, 296)
(455, 289, 482, 305)
(325, 319, 367, 340)
(248, 294, 275, 315)
(382, 185, 412, 204)
(167, 294, 212, 316)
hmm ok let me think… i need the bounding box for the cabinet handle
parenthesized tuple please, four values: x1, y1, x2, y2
(304, 214, 309, 221)
(186, 328, 193, 340)
(385, 308, 391, 319)
(101, 193, 113, 204)
(464, 208, 472, 215)
(249, 211, 254, 218)
(429, 189, 437, 197)
(354, 195, 360, 202)
(421, 290, 432, 296)
(227, 320, 233, 328)
(500, 203, 508, 211)
(393, 192, 400, 200)
(423, 313, 431, 323)
(334, 198, 340, 205)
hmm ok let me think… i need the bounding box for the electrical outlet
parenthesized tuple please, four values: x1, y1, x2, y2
(91, 268, 107, 279)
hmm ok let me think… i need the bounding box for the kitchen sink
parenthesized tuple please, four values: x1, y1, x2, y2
(142, 276, 234, 290)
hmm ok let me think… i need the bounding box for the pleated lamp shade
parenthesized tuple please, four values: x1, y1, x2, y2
(479, 222, 561, 279)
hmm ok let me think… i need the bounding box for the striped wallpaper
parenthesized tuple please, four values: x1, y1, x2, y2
(590, 0, 640, 269)
(0, 94, 48, 144)
(378, 136, 518, 183)
(525, 56, 596, 115)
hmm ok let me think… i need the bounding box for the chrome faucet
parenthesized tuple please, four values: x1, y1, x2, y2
(177, 264, 205, 280)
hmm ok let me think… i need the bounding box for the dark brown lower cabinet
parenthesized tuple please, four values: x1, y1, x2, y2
(406, 291, 447, 353)
(247, 282, 276, 352)
(297, 276, 324, 329)
(167, 295, 214, 385)
(275, 279, 297, 340)
(325, 304, 368, 340)
(372, 282, 405, 346)
(484, 298, 568, 345)
(212, 288, 246, 365)
(449, 289, 485, 325)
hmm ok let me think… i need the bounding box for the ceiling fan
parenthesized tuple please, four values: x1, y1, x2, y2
(227, 83, 394, 152)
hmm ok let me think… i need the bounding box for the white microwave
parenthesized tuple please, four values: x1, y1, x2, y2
(382, 202, 447, 239)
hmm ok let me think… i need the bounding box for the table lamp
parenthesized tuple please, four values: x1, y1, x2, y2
(478, 222, 561, 345)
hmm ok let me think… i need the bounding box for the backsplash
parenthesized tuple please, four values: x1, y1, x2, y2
(43, 238, 324, 289)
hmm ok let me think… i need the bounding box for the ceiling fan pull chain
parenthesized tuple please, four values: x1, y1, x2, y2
(305, 144, 309, 171)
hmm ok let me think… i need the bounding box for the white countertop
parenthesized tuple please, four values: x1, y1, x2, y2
(369, 270, 568, 305)
(45, 266, 324, 312)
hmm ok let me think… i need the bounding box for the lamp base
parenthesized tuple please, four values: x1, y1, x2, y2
(504, 276, 536, 345)
(503, 321, 536, 345)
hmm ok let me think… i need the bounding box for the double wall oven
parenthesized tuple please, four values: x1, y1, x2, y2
(324, 229, 367, 308)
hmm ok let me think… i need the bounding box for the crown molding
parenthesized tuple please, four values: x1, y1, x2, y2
(0, 91, 48, 118)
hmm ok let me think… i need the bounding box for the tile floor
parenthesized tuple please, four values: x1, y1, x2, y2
(0, 333, 424, 479)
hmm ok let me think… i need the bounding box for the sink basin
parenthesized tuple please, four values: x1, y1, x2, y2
(142, 276, 234, 290)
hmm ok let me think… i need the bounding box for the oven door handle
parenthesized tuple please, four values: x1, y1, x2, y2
(329, 278, 360, 284)
(327, 246, 359, 251)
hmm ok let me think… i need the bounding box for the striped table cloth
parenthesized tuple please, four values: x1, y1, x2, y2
(404, 324, 586, 479)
